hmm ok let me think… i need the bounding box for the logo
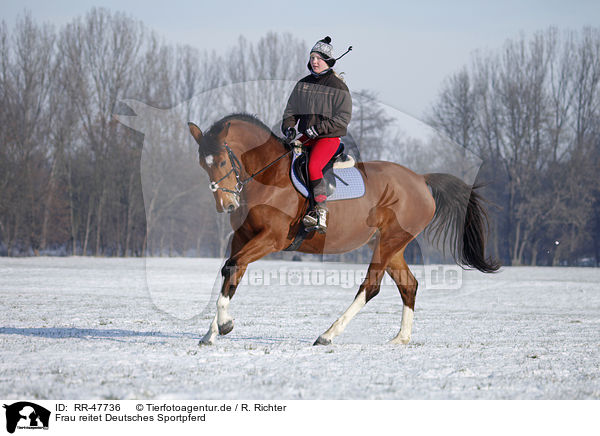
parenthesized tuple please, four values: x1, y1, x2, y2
(3, 402, 50, 434)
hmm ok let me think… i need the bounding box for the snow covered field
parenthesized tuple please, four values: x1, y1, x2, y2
(1, 257, 599, 399)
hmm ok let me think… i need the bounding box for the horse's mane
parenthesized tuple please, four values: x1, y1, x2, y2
(199, 113, 284, 157)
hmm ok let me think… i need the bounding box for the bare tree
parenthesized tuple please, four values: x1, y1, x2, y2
(349, 89, 394, 161)
(0, 13, 55, 254)
(429, 27, 600, 265)
(59, 8, 144, 255)
(221, 32, 307, 126)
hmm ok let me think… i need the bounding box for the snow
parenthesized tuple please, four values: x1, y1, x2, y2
(1, 257, 599, 399)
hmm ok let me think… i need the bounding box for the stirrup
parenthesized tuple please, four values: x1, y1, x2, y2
(303, 206, 327, 233)
(302, 210, 318, 227)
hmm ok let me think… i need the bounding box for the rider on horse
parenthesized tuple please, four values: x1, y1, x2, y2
(281, 36, 352, 233)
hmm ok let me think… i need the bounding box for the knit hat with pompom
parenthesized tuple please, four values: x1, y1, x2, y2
(310, 36, 336, 67)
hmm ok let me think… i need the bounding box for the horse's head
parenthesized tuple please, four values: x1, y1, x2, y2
(188, 121, 241, 213)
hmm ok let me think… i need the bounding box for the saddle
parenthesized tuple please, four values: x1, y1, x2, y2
(284, 141, 365, 251)
(290, 142, 365, 201)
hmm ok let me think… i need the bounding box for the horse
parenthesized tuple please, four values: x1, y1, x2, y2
(187, 113, 499, 346)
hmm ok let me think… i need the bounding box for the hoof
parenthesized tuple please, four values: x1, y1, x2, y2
(198, 339, 213, 346)
(389, 337, 410, 345)
(313, 336, 331, 346)
(218, 320, 234, 336)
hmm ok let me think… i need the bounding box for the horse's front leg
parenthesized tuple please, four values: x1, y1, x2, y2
(200, 313, 218, 345)
(199, 230, 276, 346)
(199, 258, 248, 345)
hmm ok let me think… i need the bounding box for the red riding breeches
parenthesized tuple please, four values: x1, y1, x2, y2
(299, 136, 341, 181)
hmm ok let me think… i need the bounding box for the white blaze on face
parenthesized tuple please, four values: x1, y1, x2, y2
(205, 155, 214, 167)
(230, 195, 240, 209)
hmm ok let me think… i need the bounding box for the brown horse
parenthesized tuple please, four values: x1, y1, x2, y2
(188, 114, 499, 346)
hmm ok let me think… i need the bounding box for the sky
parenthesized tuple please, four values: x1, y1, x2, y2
(2, 0, 599, 121)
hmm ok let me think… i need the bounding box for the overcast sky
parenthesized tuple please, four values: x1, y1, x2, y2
(2, 0, 599, 121)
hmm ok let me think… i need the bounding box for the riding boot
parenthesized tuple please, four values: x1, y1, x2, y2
(303, 179, 328, 233)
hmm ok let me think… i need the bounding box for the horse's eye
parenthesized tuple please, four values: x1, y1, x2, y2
(220, 161, 226, 167)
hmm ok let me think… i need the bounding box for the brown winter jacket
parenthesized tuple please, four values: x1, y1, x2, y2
(281, 69, 352, 138)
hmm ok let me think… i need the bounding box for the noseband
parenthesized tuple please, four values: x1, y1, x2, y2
(208, 144, 245, 196)
(207, 143, 292, 198)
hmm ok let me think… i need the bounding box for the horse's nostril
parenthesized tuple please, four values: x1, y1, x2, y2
(227, 204, 235, 213)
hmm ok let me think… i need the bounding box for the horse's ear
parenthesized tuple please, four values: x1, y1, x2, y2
(188, 122, 203, 144)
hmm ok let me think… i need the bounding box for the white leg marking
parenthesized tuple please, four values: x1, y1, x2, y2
(390, 306, 414, 344)
(217, 294, 232, 326)
(199, 313, 218, 345)
(319, 291, 367, 343)
(199, 295, 234, 345)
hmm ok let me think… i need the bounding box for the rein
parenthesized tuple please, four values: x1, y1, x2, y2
(208, 142, 293, 197)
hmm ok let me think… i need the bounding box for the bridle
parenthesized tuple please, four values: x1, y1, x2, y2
(207, 142, 293, 198)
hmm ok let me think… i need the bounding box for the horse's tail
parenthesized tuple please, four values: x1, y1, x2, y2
(424, 173, 500, 273)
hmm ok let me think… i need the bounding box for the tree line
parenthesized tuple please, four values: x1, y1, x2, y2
(0, 8, 309, 257)
(0, 8, 397, 260)
(1, 8, 598, 266)
(428, 28, 600, 266)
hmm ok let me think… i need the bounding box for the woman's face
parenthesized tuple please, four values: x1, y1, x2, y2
(310, 53, 328, 74)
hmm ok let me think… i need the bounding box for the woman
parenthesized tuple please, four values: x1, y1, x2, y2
(281, 36, 352, 233)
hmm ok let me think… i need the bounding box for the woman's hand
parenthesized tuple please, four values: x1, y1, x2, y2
(284, 127, 297, 142)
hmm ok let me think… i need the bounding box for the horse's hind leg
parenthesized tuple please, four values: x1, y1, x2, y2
(386, 250, 418, 344)
(314, 263, 386, 345)
(314, 236, 391, 345)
